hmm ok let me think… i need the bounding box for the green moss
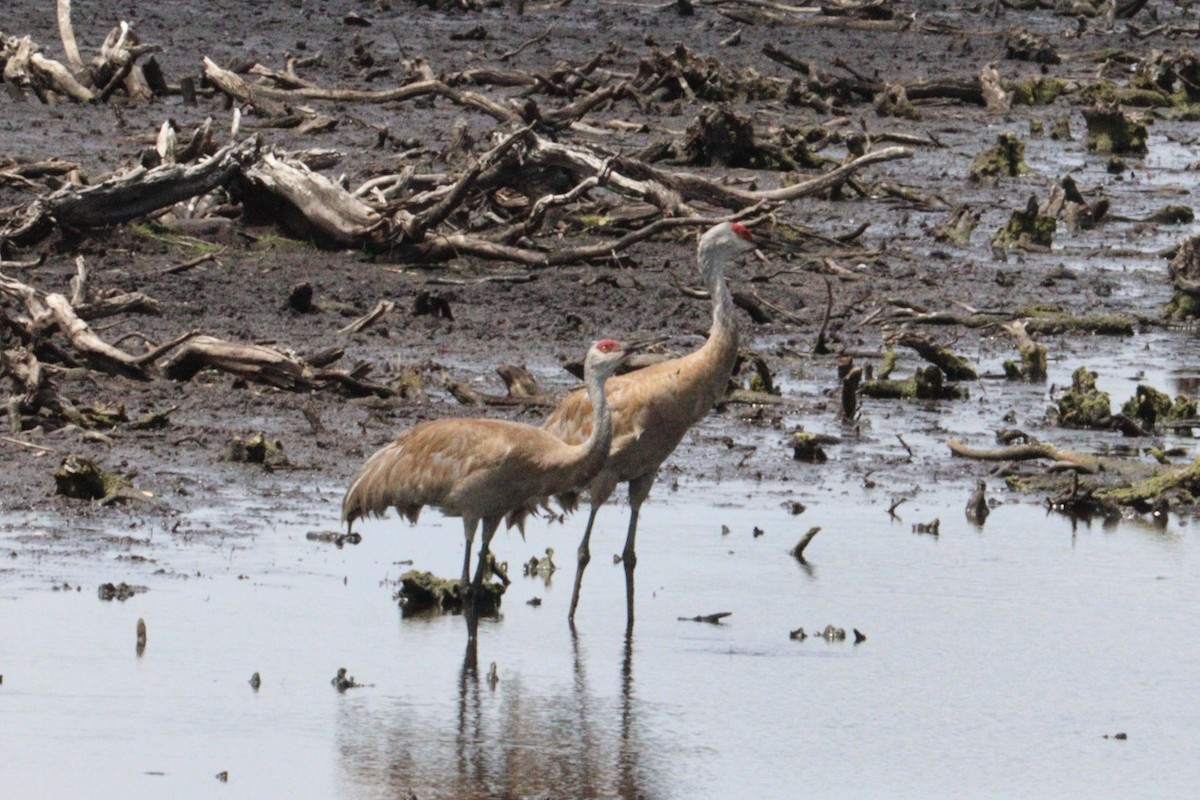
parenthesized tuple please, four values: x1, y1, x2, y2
(861, 366, 968, 401)
(1083, 106, 1149, 155)
(396, 569, 505, 615)
(1163, 290, 1200, 320)
(1122, 385, 1173, 430)
(126, 222, 223, 255)
(1006, 76, 1070, 106)
(992, 197, 1055, 249)
(1055, 367, 1111, 428)
(970, 133, 1027, 179)
(53, 455, 131, 501)
(1049, 115, 1072, 141)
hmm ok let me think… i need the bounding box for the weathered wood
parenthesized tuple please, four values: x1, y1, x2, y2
(242, 151, 381, 246)
(161, 335, 310, 390)
(39, 140, 249, 231)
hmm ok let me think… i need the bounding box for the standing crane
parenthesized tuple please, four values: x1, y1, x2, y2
(342, 338, 648, 638)
(543, 221, 761, 627)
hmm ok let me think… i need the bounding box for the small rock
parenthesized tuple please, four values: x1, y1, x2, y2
(789, 627, 807, 641)
(853, 629, 867, 644)
(752, 526, 765, 538)
(215, 771, 228, 782)
(136, 618, 147, 655)
(526, 597, 542, 607)
(249, 672, 261, 691)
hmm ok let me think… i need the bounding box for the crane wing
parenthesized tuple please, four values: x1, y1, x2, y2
(342, 419, 520, 524)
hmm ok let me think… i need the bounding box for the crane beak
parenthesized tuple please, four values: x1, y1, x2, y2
(752, 233, 791, 254)
(622, 335, 668, 357)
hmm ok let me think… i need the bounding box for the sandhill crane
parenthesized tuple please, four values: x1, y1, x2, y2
(543, 221, 760, 627)
(343, 338, 647, 637)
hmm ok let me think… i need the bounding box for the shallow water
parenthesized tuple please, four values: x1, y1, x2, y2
(3, 470, 1200, 799)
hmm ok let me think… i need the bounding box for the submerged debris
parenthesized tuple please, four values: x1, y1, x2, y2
(678, 611, 732, 624)
(306, 530, 363, 548)
(912, 518, 940, 536)
(965, 480, 990, 524)
(791, 526, 821, 561)
(522, 547, 556, 578)
(331, 667, 362, 692)
(396, 569, 504, 615)
(821, 625, 847, 641)
(98, 582, 147, 601)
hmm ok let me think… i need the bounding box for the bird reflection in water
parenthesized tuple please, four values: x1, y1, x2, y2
(335, 634, 655, 799)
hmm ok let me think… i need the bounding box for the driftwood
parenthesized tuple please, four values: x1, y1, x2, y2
(947, 438, 1099, 474)
(3, 140, 250, 246)
(0, 270, 150, 380)
(888, 330, 977, 380)
(161, 335, 311, 390)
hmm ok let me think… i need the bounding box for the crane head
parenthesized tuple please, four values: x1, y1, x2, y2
(585, 337, 662, 379)
(730, 222, 754, 242)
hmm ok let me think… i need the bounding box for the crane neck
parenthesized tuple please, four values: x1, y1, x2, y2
(576, 362, 615, 474)
(699, 245, 738, 348)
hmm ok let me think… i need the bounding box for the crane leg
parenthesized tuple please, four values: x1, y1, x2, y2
(622, 475, 655, 629)
(465, 517, 501, 641)
(567, 505, 601, 626)
(461, 517, 480, 589)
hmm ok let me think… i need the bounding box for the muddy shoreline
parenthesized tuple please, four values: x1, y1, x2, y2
(3, 2, 1199, 573)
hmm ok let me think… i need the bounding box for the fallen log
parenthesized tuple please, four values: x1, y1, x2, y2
(0, 271, 149, 380)
(161, 335, 311, 390)
(947, 437, 1099, 473)
(241, 150, 381, 246)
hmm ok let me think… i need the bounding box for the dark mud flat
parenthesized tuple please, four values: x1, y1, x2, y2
(4, 2, 1200, 798)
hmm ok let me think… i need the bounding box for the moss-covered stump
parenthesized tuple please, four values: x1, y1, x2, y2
(1121, 385, 1197, 431)
(397, 570, 505, 616)
(1002, 320, 1048, 382)
(792, 432, 829, 463)
(931, 205, 980, 245)
(1005, 31, 1060, 64)
(1165, 235, 1200, 320)
(969, 132, 1027, 179)
(894, 332, 978, 380)
(53, 455, 132, 501)
(1096, 456, 1200, 509)
(223, 433, 290, 467)
(1019, 311, 1134, 336)
(861, 366, 968, 401)
(1082, 105, 1149, 155)
(1054, 367, 1111, 428)
(1049, 114, 1072, 140)
(992, 195, 1055, 249)
(1006, 76, 1071, 106)
(874, 82, 919, 120)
